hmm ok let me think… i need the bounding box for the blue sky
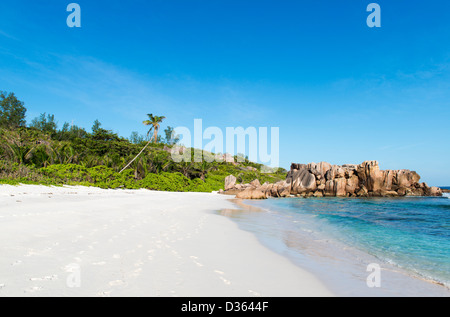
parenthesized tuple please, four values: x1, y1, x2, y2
(0, 0, 449, 185)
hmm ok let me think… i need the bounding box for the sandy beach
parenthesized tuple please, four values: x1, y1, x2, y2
(0, 185, 333, 297)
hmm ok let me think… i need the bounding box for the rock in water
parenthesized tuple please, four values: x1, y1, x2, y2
(222, 161, 442, 199)
(236, 188, 267, 200)
(286, 160, 441, 198)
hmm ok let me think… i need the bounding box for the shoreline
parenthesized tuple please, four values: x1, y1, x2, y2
(227, 197, 449, 297)
(0, 184, 333, 297)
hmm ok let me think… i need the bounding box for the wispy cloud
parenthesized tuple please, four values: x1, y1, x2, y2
(378, 143, 424, 152)
(0, 52, 272, 136)
(24, 55, 188, 123)
(396, 62, 450, 81)
(0, 29, 19, 41)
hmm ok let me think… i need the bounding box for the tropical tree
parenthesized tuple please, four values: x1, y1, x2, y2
(0, 128, 53, 166)
(129, 131, 145, 144)
(143, 114, 165, 143)
(119, 113, 165, 174)
(149, 151, 171, 174)
(163, 126, 180, 145)
(0, 91, 27, 128)
(30, 113, 58, 135)
(178, 161, 195, 179)
(195, 161, 217, 181)
(92, 119, 102, 134)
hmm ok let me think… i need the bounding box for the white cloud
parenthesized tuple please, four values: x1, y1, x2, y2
(0, 52, 273, 136)
(0, 29, 19, 41)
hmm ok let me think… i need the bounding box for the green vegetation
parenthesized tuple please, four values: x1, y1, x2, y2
(0, 91, 287, 192)
(0, 91, 27, 128)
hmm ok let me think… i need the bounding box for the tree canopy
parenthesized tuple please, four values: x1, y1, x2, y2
(0, 91, 286, 192)
(0, 91, 27, 128)
(143, 114, 165, 143)
(30, 113, 58, 135)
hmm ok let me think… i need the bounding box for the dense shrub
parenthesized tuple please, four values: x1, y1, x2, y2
(0, 93, 287, 192)
(0, 128, 286, 192)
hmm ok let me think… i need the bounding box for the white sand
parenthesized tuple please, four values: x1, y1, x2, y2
(0, 185, 333, 297)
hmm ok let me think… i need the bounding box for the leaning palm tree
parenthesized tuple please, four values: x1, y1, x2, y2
(119, 114, 165, 174)
(143, 114, 166, 143)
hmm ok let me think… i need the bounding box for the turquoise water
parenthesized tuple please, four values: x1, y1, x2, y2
(238, 193, 450, 292)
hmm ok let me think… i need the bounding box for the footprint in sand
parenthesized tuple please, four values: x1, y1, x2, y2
(108, 280, 125, 287)
(97, 291, 112, 297)
(147, 250, 155, 260)
(11, 260, 23, 266)
(129, 268, 142, 278)
(190, 256, 204, 267)
(219, 276, 231, 285)
(92, 262, 106, 266)
(248, 290, 261, 296)
(24, 250, 38, 257)
(214, 270, 231, 285)
(90, 229, 99, 236)
(25, 286, 43, 293)
(73, 257, 82, 263)
(30, 275, 58, 281)
(63, 264, 80, 273)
